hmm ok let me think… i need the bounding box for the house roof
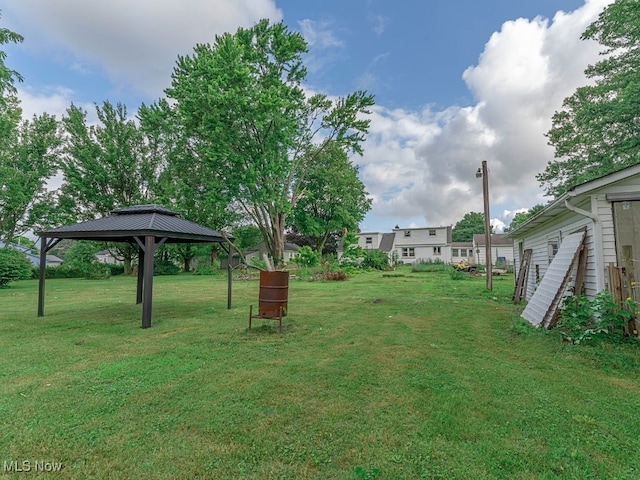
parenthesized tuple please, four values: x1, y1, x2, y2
(378, 233, 395, 252)
(507, 163, 640, 238)
(38, 204, 229, 244)
(244, 241, 299, 254)
(452, 242, 473, 248)
(473, 234, 514, 247)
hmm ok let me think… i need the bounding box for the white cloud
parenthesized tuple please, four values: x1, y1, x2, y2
(368, 14, 387, 36)
(296, 19, 347, 75)
(5, 0, 282, 99)
(357, 0, 613, 231)
(298, 19, 344, 49)
(17, 86, 77, 120)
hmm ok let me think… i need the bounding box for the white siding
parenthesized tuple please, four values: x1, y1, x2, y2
(393, 227, 451, 264)
(357, 232, 384, 250)
(513, 211, 595, 300)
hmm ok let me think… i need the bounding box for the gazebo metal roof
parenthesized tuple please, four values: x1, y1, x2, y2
(37, 205, 234, 328)
(41, 204, 228, 243)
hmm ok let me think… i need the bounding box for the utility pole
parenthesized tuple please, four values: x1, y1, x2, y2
(476, 160, 492, 290)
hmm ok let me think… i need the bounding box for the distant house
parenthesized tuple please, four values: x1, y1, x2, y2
(243, 241, 300, 265)
(393, 225, 452, 264)
(451, 242, 474, 264)
(507, 163, 640, 307)
(95, 249, 123, 265)
(0, 242, 63, 267)
(358, 232, 395, 258)
(356, 227, 515, 267)
(356, 225, 453, 265)
(472, 234, 514, 266)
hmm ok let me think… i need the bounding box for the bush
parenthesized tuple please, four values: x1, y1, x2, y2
(558, 291, 637, 344)
(84, 262, 111, 280)
(361, 249, 389, 270)
(294, 245, 320, 267)
(412, 258, 447, 272)
(449, 266, 466, 280)
(0, 248, 33, 287)
(39, 264, 85, 279)
(154, 259, 180, 276)
(193, 260, 222, 276)
(106, 264, 125, 276)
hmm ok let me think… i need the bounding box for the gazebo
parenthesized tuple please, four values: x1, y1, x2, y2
(37, 204, 233, 328)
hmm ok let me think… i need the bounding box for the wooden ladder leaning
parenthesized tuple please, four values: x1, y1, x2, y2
(512, 249, 532, 304)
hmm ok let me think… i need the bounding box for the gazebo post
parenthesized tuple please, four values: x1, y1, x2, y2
(37, 237, 61, 317)
(142, 235, 155, 328)
(227, 243, 232, 309)
(136, 245, 144, 304)
(37, 240, 47, 317)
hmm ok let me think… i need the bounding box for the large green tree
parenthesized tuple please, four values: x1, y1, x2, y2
(0, 112, 61, 245)
(138, 99, 236, 271)
(59, 101, 161, 273)
(290, 142, 371, 253)
(0, 16, 59, 243)
(0, 17, 61, 244)
(539, 0, 640, 197)
(452, 212, 492, 242)
(164, 19, 374, 262)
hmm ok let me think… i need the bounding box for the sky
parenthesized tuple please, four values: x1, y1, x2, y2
(2, 0, 614, 233)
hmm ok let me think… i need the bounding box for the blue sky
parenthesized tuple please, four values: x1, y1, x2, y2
(2, 0, 612, 232)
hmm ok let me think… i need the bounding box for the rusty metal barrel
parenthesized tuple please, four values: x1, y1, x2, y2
(258, 270, 289, 318)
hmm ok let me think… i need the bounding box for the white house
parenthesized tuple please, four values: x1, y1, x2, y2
(507, 164, 640, 307)
(95, 249, 123, 265)
(357, 226, 452, 265)
(450, 242, 474, 264)
(244, 241, 299, 265)
(472, 234, 515, 267)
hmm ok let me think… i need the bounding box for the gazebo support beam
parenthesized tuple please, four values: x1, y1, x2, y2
(221, 243, 233, 310)
(37, 237, 62, 317)
(136, 244, 144, 304)
(142, 235, 154, 328)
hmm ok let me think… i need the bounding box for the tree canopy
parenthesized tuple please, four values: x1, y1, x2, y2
(452, 212, 491, 242)
(290, 142, 371, 253)
(539, 0, 640, 197)
(504, 204, 545, 233)
(164, 19, 374, 262)
(0, 17, 61, 245)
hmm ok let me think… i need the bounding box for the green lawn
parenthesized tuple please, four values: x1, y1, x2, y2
(2, 269, 640, 479)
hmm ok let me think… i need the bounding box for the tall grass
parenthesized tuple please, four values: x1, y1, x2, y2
(1, 268, 640, 479)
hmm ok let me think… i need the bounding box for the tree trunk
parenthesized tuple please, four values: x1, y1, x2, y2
(271, 213, 287, 265)
(182, 256, 191, 272)
(124, 256, 133, 275)
(315, 230, 330, 254)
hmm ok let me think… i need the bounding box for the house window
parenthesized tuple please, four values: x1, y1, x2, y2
(404, 230, 411, 237)
(433, 246, 441, 255)
(452, 248, 459, 257)
(365, 237, 372, 244)
(461, 248, 468, 257)
(429, 229, 436, 236)
(401, 247, 415, 258)
(548, 239, 559, 263)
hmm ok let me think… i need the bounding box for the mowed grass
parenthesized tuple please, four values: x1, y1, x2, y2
(2, 268, 640, 479)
